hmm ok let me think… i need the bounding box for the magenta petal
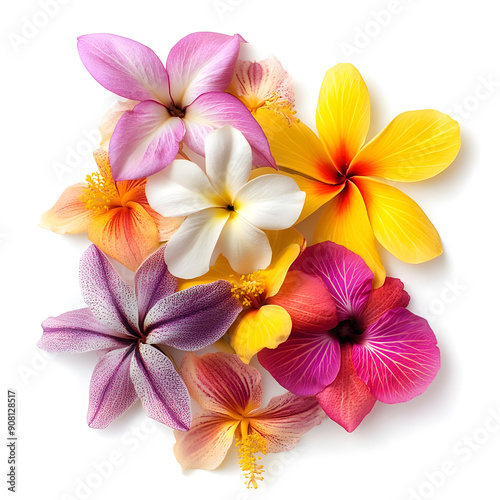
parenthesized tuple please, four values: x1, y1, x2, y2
(353, 308, 440, 404)
(130, 343, 191, 430)
(291, 241, 374, 322)
(77, 34, 170, 104)
(183, 92, 276, 168)
(87, 345, 138, 429)
(258, 330, 341, 396)
(166, 32, 243, 108)
(80, 245, 140, 337)
(39, 308, 131, 353)
(145, 280, 241, 350)
(109, 101, 185, 180)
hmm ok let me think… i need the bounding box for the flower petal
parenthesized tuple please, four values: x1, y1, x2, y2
(163, 208, 230, 279)
(87, 345, 138, 429)
(182, 92, 276, 168)
(166, 32, 243, 108)
(354, 176, 443, 264)
(258, 330, 340, 396)
(316, 63, 370, 170)
(234, 174, 305, 230)
(79, 245, 140, 337)
(40, 183, 93, 234)
(77, 34, 170, 104)
(353, 308, 440, 404)
(181, 352, 262, 415)
(173, 410, 238, 470)
(145, 280, 241, 349)
(348, 110, 460, 181)
(316, 343, 376, 432)
(130, 343, 191, 430)
(290, 241, 373, 322)
(109, 100, 185, 180)
(99, 99, 139, 149)
(313, 181, 386, 288)
(229, 304, 292, 364)
(39, 308, 131, 353)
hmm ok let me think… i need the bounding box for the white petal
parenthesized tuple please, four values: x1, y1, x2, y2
(146, 159, 224, 217)
(205, 126, 252, 201)
(234, 174, 306, 230)
(219, 212, 272, 274)
(164, 208, 230, 279)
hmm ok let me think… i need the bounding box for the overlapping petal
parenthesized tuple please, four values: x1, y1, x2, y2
(99, 99, 139, 149)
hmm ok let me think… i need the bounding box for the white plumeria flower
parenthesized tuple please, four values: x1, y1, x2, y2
(146, 126, 305, 279)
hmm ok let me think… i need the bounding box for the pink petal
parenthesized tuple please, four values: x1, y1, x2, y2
(77, 33, 170, 104)
(291, 241, 374, 322)
(166, 32, 243, 108)
(353, 308, 440, 404)
(87, 346, 138, 429)
(182, 92, 276, 168)
(109, 101, 185, 180)
(316, 343, 376, 432)
(130, 343, 191, 430)
(258, 330, 341, 396)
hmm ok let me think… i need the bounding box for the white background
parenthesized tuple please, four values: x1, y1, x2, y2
(2, 0, 499, 499)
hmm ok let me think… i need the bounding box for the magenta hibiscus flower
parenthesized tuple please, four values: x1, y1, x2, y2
(38, 245, 241, 430)
(77, 32, 276, 180)
(258, 241, 440, 432)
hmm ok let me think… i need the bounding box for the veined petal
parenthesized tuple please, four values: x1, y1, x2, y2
(316, 63, 370, 170)
(87, 345, 137, 429)
(173, 411, 238, 471)
(182, 92, 276, 168)
(348, 110, 460, 181)
(316, 343, 376, 432)
(353, 308, 440, 404)
(130, 343, 191, 430)
(313, 181, 386, 288)
(166, 32, 243, 108)
(39, 308, 131, 353)
(229, 304, 292, 364)
(234, 174, 305, 230)
(181, 352, 262, 415)
(99, 99, 139, 149)
(258, 330, 340, 396)
(87, 202, 160, 272)
(248, 393, 324, 453)
(40, 183, 93, 234)
(109, 101, 185, 181)
(146, 159, 224, 217)
(164, 208, 230, 279)
(77, 34, 170, 104)
(354, 176, 443, 264)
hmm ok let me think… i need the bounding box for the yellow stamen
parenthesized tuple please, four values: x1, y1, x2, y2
(80, 163, 120, 215)
(229, 271, 266, 308)
(236, 433, 267, 489)
(260, 91, 298, 124)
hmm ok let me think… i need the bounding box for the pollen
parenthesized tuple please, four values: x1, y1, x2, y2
(236, 434, 267, 489)
(80, 163, 120, 215)
(261, 91, 298, 124)
(230, 271, 266, 308)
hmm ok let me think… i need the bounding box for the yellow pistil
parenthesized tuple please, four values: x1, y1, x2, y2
(80, 163, 120, 215)
(230, 271, 266, 308)
(260, 91, 298, 124)
(236, 433, 267, 489)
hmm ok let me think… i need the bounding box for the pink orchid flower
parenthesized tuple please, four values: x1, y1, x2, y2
(258, 241, 440, 432)
(78, 32, 276, 180)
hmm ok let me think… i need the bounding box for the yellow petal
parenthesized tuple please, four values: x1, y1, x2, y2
(177, 254, 235, 290)
(353, 176, 442, 263)
(348, 110, 460, 181)
(314, 181, 386, 288)
(229, 305, 292, 364)
(316, 63, 370, 171)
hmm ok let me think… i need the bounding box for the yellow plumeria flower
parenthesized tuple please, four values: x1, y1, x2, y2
(257, 63, 461, 287)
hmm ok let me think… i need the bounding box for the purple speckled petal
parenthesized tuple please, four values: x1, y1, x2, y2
(87, 345, 138, 429)
(145, 280, 241, 350)
(39, 308, 132, 353)
(130, 343, 191, 430)
(79, 245, 139, 338)
(291, 241, 374, 322)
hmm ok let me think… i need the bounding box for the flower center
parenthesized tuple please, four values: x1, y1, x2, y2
(167, 104, 185, 118)
(329, 319, 364, 344)
(80, 163, 120, 215)
(230, 271, 266, 308)
(236, 433, 267, 489)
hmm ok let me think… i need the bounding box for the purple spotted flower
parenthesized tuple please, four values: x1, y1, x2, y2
(77, 32, 276, 180)
(38, 245, 242, 430)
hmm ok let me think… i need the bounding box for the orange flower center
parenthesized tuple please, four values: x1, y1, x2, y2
(80, 163, 120, 214)
(229, 272, 266, 308)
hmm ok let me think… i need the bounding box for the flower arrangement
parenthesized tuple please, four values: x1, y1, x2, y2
(38, 31, 460, 488)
